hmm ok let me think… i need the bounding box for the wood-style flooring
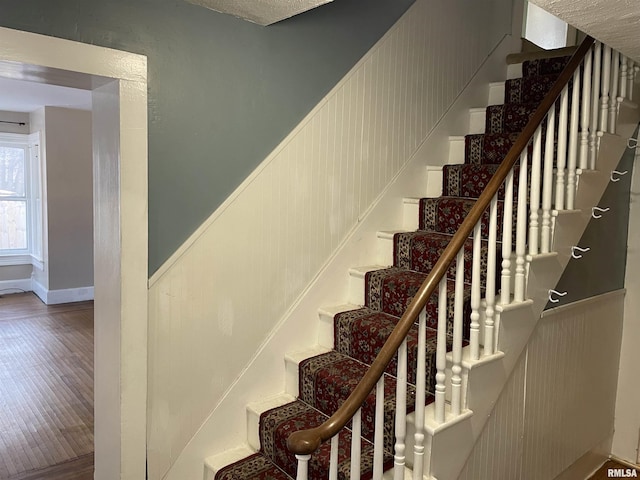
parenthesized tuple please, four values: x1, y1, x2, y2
(0, 292, 94, 479)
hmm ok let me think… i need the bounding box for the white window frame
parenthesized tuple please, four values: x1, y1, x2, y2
(0, 131, 42, 268)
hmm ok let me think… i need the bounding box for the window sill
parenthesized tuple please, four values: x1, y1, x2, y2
(0, 254, 44, 269)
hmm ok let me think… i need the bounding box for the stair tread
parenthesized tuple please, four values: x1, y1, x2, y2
(214, 452, 293, 480)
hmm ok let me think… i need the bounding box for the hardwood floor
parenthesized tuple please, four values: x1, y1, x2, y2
(0, 293, 94, 479)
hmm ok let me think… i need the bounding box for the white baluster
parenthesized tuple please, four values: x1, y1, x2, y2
(609, 50, 620, 134)
(350, 408, 361, 480)
(529, 127, 543, 255)
(556, 86, 569, 211)
(500, 171, 514, 305)
(451, 249, 465, 415)
(514, 151, 529, 302)
(589, 41, 601, 169)
(600, 45, 611, 136)
(372, 378, 384, 480)
(412, 309, 427, 480)
(580, 48, 593, 170)
(620, 56, 628, 102)
(628, 60, 635, 100)
(567, 69, 580, 210)
(295, 454, 310, 480)
(541, 104, 556, 254)
(434, 277, 447, 424)
(469, 223, 482, 360)
(330, 436, 339, 480)
(484, 198, 497, 356)
(393, 338, 407, 480)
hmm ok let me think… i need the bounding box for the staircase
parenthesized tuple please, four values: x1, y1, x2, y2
(205, 41, 639, 480)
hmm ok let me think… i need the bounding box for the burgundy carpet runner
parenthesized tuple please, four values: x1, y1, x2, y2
(215, 55, 572, 480)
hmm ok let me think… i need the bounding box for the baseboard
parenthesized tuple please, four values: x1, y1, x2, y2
(553, 436, 612, 480)
(32, 280, 94, 305)
(0, 278, 32, 295)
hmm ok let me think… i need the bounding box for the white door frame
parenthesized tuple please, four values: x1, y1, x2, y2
(0, 27, 148, 480)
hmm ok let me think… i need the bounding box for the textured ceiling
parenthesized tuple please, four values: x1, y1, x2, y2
(530, 0, 640, 62)
(185, 0, 334, 25)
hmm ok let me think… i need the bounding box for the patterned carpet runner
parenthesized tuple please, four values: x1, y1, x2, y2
(215, 55, 572, 480)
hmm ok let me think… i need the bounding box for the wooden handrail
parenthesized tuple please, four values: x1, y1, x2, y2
(287, 36, 595, 456)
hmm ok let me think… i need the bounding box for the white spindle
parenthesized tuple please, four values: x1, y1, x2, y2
(412, 309, 427, 480)
(434, 277, 447, 423)
(556, 86, 569, 211)
(372, 378, 384, 480)
(469, 222, 482, 360)
(295, 454, 310, 480)
(529, 127, 542, 255)
(484, 198, 497, 356)
(599, 45, 611, 135)
(589, 41, 601, 169)
(350, 409, 361, 480)
(514, 151, 529, 302)
(541, 104, 556, 253)
(393, 338, 407, 480)
(330, 436, 339, 480)
(609, 50, 620, 134)
(620, 56, 628, 102)
(500, 171, 514, 305)
(451, 249, 465, 415)
(628, 60, 635, 100)
(580, 48, 592, 170)
(567, 69, 580, 210)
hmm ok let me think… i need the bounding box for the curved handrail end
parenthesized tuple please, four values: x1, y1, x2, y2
(287, 428, 322, 455)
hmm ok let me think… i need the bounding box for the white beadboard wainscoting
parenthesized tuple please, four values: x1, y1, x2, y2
(146, 1, 514, 478)
(458, 290, 625, 480)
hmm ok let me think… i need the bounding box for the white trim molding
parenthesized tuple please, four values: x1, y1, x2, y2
(0, 278, 32, 294)
(31, 280, 94, 304)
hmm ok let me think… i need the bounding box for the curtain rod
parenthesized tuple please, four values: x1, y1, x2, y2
(0, 120, 27, 126)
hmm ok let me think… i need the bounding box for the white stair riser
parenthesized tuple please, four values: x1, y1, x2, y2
(468, 108, 486, 134)
(488, 81, 505, 105)
(377, 234, 395, 266)
(403, 198, 420, 230)
(507, 63, 522, 79)
(448, 136, 465, 164)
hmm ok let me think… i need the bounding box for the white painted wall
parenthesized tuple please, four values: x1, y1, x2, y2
(613, 147, 640, 465)
(459, 292, 625, 480)
(525, 2, 568, 49)
(146, 0, 514, 477)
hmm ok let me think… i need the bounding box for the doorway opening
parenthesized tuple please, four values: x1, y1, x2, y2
(0, 27, 148, 480)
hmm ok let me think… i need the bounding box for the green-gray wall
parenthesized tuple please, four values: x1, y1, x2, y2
(0, 0, 414, 274)
(547, 130, 637, 308)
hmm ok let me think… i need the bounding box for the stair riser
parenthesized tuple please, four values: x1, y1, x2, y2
(488, 81, 505, 105)
(468, 108, 486, 134)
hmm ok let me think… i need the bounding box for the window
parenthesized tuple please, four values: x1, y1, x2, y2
(0, 132, 42, 265)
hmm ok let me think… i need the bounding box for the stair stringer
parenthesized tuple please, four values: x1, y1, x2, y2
(423, 102, 640, 480)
